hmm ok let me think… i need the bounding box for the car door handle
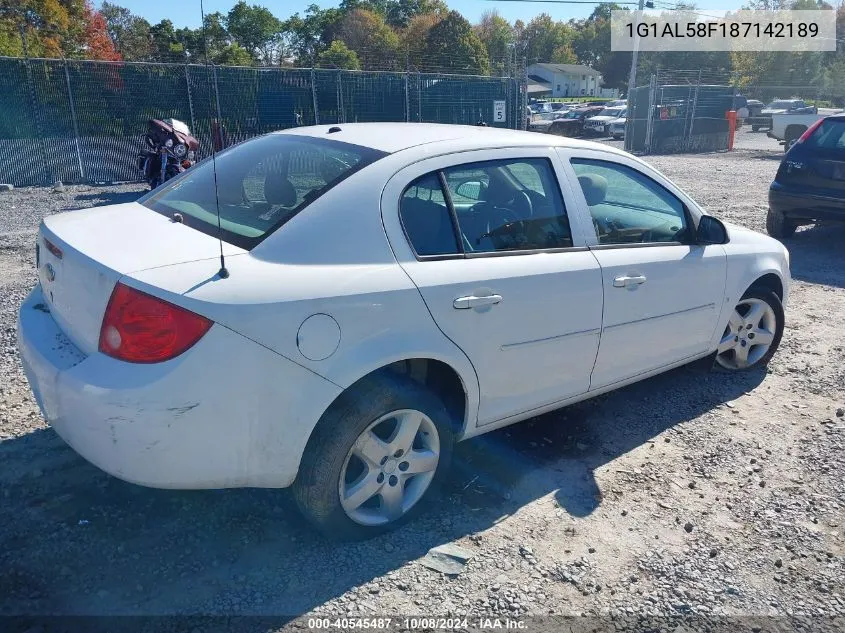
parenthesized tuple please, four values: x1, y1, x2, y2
(453, 294, 503, 309)
(613, 275, 647, 288)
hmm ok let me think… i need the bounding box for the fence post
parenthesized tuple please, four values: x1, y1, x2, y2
(62, 58, 85, 182)
(417, 71, 422, 122)
(687, 79, 700, 152)
(185, 63, 196, 133)
(404, 72, 410, 123)
(645, 74, 657, 154)
(311, 68, 320, 125)
(336, 70, 344, 123)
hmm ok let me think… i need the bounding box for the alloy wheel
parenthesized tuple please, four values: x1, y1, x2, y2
(338, 409, 440, 526)
(716, 297, 777, 370)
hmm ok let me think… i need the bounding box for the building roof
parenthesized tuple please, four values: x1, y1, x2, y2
(528, 63, 602, 77)
(526, 78, 552, 94)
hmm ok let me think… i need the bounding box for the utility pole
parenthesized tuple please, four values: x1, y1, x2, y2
(625, 0, 645, 100)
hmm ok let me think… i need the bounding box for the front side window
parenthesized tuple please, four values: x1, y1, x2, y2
(140, 134, 386, 249)
(571, 158, 689, 245)
(400, 158, 573, 256)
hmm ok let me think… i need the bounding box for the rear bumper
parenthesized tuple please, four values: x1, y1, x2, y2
(17, 284, 341, 490)
(769, 184, 845, 222)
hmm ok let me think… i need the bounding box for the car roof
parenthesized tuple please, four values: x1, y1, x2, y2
(276, 122, 629, 156)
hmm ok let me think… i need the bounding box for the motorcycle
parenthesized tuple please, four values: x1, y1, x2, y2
(137, 118, 199, 189)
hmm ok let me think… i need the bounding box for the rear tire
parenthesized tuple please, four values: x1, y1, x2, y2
(751, 125, 760, 132)
(293, 374, 454, 541)
(766, 208, 797, 240)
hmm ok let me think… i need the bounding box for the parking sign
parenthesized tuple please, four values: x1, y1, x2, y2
(493, 100, 506, 123)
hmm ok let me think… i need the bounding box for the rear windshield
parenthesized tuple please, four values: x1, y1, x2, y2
(139, 134, 387, 250)
(768, 100, 800, 109)
(805, 119, 845, 149)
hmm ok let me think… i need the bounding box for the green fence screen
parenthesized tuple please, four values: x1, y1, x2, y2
(0, 57, 526, 186)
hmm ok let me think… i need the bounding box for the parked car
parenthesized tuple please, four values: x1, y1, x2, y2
(743, 99, 766, 130)
(528, 111, 567, 133)
(769, 107, 845, 151)
(756, 99, 817, 133)
(548, 105, 606, 137)
(584, 107, 626, 136)
(767, 114, 845, 239)
(18, 123, 790, 539)
(609, 113, 627, 139)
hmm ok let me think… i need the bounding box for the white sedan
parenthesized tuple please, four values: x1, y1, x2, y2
(18, 123, 790, 539)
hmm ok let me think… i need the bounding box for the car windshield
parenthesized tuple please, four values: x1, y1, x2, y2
(140, 134, 386, 250)
(768, 100, 798, 109)
(564, 110, 583, 119)
(597, 108, 623, 117)
(804, 119, 845, 149)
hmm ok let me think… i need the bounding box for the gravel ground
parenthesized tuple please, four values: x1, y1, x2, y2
(1, 129, 844, 631)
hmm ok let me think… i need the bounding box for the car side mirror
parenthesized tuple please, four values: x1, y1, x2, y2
(697, 215, 729, 245)
(455, 181, 486, 201)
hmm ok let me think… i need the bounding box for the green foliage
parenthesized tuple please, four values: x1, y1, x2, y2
(474, 10, 513, 75)
(423, 10, 489, 75)
(317, 39, 361, 69)
(338, 8, 399, 69)
(100, 2, 153, 61)
(227, 1, 283, 64)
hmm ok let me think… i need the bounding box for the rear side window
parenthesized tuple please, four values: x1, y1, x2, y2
(804, 119, 845, 149)
(400, 174, 460, 256)
(140, 134, 386, 250)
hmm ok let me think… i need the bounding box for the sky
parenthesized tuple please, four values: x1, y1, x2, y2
(97, 0, 744, 29)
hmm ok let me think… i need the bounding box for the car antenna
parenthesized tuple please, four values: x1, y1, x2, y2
(199, 0, 228, 279)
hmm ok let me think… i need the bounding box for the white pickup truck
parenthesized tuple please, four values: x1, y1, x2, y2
(769, 108, 845, 150)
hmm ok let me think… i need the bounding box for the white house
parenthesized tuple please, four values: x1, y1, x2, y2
(527, 63, 603, 98)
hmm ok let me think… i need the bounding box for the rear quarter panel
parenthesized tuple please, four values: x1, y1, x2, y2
(126, 161, 482, 435)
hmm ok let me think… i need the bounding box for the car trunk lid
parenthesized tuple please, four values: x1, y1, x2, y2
(37, 202, 245, 355)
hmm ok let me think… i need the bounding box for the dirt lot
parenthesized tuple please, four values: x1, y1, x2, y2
(1, 129, 843, 630)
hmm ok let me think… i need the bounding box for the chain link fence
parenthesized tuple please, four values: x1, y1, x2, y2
(0, 57, 527, 187)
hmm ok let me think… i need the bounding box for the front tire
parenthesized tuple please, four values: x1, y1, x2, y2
(293, 374, 454, 540)
(766, 208, 797, 240)
(715, 288, 784, 372)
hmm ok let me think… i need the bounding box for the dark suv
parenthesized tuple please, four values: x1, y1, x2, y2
(767, 115, 845, 239)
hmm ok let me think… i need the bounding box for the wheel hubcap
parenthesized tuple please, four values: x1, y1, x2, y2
(716, 297, 777, 370)
(339, 409, 440, 526)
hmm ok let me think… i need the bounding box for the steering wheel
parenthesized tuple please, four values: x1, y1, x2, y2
(511, 190, 534, 221)
(640, 221, 685, 243)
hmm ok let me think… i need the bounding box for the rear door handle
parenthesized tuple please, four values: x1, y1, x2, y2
(613, 274, 647, 288)
(453, 294, 503, 309)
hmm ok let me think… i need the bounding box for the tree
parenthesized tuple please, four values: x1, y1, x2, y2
(83, 2, 120, 60)
(283, 4, 344, 66)
(570, 5, 631, 91)
(226, 1, 283, 64)
(317, 39, 360, 69)
(522, 14, 573, 65)
(215, 42, 253, 66)
(474, 10, 513, 76)
(402, 12, 441, 69)
(422, 10, 489, 75)
(100, 2, 153, 61)
(0, 0, 81, 58)
(337, 8, 399, 70)
(385, 0, 448, 29)
(149, 19, 185, 61)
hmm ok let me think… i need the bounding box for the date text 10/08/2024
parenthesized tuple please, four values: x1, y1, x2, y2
(307, 618, 528, 630)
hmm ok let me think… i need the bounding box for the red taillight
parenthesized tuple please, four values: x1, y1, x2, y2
(98, 283, 212, 363)
(44, 238, 63, 259)
(796, 118, 824, 145)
